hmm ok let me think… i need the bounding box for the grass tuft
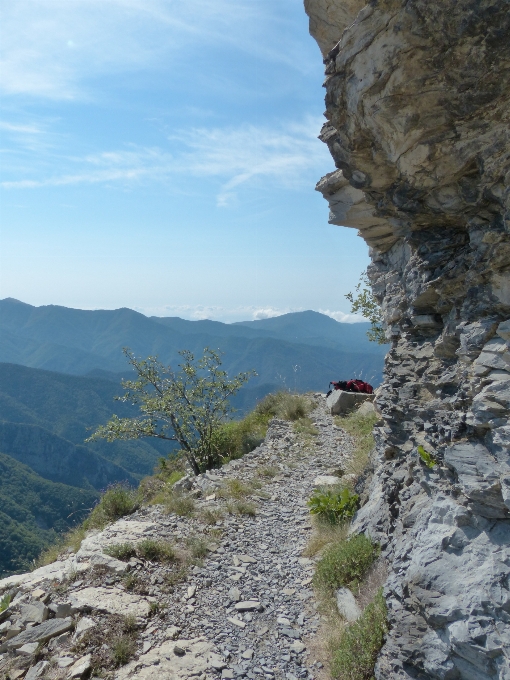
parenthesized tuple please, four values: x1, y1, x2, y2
(136, 538, 176, 562)
(226, 499, 257, 516)
(111, 633, 136, 667)
(331, 588, 387, 680)
(85, 483, 139, 530)
(314, 533, 379, 593)
(334, 411, 378, 481)
(200, 508, 224, 525)
(186, 535, 210, 559)
(104, 542, 137, 561)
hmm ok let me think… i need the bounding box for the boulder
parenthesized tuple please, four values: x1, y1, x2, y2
(336, 588, 361, 622)
(326, 390, 374, 415)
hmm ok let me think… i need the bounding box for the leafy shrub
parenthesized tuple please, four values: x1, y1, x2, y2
(308, 487, 359, 525)
(331, 589, 388, 680)
(314, 534, 379, 592)
(85, 484, 139, 530)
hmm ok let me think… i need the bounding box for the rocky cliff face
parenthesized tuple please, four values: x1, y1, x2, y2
(305, 0, 510, 677)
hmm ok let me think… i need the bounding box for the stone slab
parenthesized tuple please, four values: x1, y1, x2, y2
(114, 637, 213, 679)
(6, 618, 73, 650)
(70, 587, 151, 617)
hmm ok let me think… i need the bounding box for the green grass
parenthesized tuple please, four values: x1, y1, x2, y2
(85, 484, 140, 530)
(334, 411, 378, 480)
(186, 535, 210, 559)
(293, 417, 318, 437)
(314, 534, 379, 593)
(0, 593, 11, 612)
(111, 633, 136, 667)
(104, 538, 176, 562)
(257, 465, 279, 478)
(104, 542, 137, 561)
(331, 588, 387, 680)
(122, 572, 139, 591)
(226, 499, 257, 516)
(219, 478, 253, 500)
(199, 508, 224, 525)
(137, 538, 176, 562)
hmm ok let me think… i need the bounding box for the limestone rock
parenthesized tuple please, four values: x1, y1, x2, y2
(335, 588, 361, 622)
(70, 587, 151, 617)
(114, 637, 213, 680)
(5, 617, 73, 651)
(326, 390, 373, 415)
(305, 0, 510, 676)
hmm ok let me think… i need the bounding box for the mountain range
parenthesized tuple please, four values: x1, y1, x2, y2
(0, 297, 385, 575)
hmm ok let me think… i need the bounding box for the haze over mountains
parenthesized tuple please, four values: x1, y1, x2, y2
(0, 297, 385, 574)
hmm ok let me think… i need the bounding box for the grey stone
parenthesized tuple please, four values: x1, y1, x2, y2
(16, 642, 39, 656)
(48, 602, 74, 618)
(335, 588, 361, 622)
(326, 390, 373, 415)
(25, 661, 49, 679)
(235, 601, 260, 611)
(6, 617, 74, 650)
(20, 601, 48, 624)
(68, 653, 92, 678)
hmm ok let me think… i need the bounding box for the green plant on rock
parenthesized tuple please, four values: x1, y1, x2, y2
(0, 593, 11, 612)
(104, 542, 137, 561)
(331, 588, 388, 680)
(346, 271, 387, 344)
(418, 445, 436, 469)
(314, 533, 380, 593)
(88, 347, 255, 475)
(308, 487, 359, 525)
(85, 483, 140, 530)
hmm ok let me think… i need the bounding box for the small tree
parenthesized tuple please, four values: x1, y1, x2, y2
(345, 272, 388, 344)
(88, 348, 255, 475)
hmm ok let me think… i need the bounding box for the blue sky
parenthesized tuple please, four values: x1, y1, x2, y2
(0, 0, 370, 323)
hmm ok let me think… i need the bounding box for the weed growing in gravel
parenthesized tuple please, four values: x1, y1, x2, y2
(200, 508, 225, 525)
(303, 522, 349, 558)
(148, 601, 166, 617)
(123, 572, 139, 591)
(257, 465, 279, 478)
(105, 539, 176, 562)
(104, 542, 137, 561)
(186, 534, 210, 559)
(111, 633, 137, 666)
(334, 411, 378, 480)
(314, 534, 379, 593)
(330, 588, 387, 680)
(154, 490, 196, 517)
(219, 478, 253, 499)
(293, 417, 318, 437)
(137, 539, 176, 562)
(308, 487, 359, 525)
(164, 565, 189, 589)
(226, 500, 257, 516)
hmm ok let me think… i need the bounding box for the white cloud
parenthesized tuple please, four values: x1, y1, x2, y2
(131, 304, 366, 325)
(319, 309, 367, 323)
(0, 0, 312, 99)
(0, 121, 42, 134)
(1, 118, 330, 203)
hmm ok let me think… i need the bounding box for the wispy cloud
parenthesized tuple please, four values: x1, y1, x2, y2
(0, 0, 312, 99)
(0, 121, 42, 134)
(1, 118, 329, 204)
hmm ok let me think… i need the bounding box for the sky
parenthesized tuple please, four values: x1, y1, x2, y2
(0, 0, 370, 323)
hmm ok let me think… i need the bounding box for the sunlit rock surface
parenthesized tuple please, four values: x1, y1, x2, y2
(306, 0, 510, 677)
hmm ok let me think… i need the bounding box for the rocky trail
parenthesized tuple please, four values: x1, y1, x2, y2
(0, 396, 356, 680)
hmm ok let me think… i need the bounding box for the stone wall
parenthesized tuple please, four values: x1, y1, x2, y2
(305, 0, 510, 677)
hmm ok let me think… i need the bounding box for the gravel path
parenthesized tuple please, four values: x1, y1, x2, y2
(0, 397, 355, 680)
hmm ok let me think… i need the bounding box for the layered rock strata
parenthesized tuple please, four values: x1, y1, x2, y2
(305, 0, 510, 677)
